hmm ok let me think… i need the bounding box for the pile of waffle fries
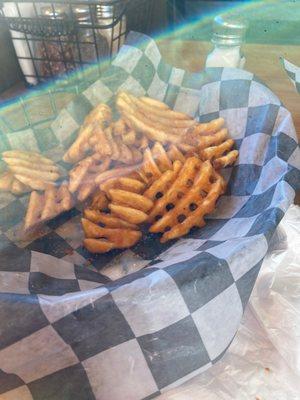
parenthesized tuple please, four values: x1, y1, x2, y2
(0, 91, 239, 253)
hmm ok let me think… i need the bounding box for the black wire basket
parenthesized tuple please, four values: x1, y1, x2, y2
(0, 0, 155, 85)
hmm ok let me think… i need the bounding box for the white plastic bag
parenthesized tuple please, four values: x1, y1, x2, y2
(159, 205, 300, 400)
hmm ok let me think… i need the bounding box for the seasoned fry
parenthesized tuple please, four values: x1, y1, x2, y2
(63, 103, 112, 163)
(147, 157, 226, 242)
(90, 190, 109, 211)
(3, 157, 59, 173)
(69, 155, 110, 201)
(109, 189, 153, 212)
(148, 156, 201, 223)
(84, 209, 138, 230)
(9, 165, 60, 182)
(2, 150, 55, 165)
(11, 179, 31, 195)
(95, 164, 142, 185)
(100, 177, 145, 194)
(24, 182, 74, 231)
(109, 204, 148, 225)
(213, 150, 239, 170)
(191, 117, 225, 136)
(14, 174, 54, 191)
(82, 218, 141, 253)
(0, 171, 14, 191)
(200, 139, 234, 161)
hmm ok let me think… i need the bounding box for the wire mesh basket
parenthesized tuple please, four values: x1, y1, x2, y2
(0, 0, 155, 85)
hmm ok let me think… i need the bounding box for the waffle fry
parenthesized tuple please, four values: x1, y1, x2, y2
(24, 182, 74, 231)
(2, 150, 56, 165)
(90, 190, 109, 211)
(82, 218, 141, 253)
(116, 94, 181, 144)
(148, 156, 201, 223)
(0, 171, 14, 192)
(89, 126, 143, 165)
(191, 117, 225, 136)
(84, 209, 138, 230)
(69, 155, 110, 202)
(149, 158, 226, 242)
(11, 179, 31, 195)
(63, 103, 112, 163)
(2, 150, 61, 193)
(213, 150, 239, 170)
(100, 177, 146, 194)
(200, 139, 235, 161)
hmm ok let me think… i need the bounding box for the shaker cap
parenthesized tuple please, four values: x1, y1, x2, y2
(212, 15, 248, 45)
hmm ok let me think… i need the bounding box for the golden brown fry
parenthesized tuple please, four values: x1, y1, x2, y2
(161, 177, 224, 243)
(140, 96, 169, 110)
(8, 165, 60, 182)
(95, 164, 142, 185)
(109, 203, 148, 225)
(116, 96, 180, 144)
(200, 139, 234, 161)
(113, 118, 127, 136)
(185, 127, 228, 148)
(82, 218, 141, 252)
(100, 177, 145, 194)
(24, 182, 74, 231)
(213, 150, 239, 170)
(2, 150, 55, 165)
(84, 208, 138, 230)
(148, 156, 201, 223)
(167, 145, 186, 164)
(144, 160, 182, 201)
(0, 171, 14, 191)
(146, 157, 226, 242)
(14, 174, 54, 191)
(63, 103, 112, 163)
(120, 92, 193, 121)
(90, 191, 109, 211)
(84, 239, 115, 253)
(11, 179, 31, 195)
(3, 157, 59, 174)
(109, 189, 154, 212)
(192, 117, 225, 136)
(118, 92, 192, 136)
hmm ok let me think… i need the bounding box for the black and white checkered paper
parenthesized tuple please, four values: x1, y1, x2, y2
(282, 58, 300, 94)
(0, 33, 300, 400)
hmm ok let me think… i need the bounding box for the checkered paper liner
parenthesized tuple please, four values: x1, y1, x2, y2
(282, 58, 300, 94)
(0, 32, 300, 400)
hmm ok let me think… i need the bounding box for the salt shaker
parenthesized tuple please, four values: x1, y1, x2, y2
(205, 15, 248, 69)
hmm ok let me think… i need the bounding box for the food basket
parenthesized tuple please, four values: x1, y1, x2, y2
(0, 32, 299, 400)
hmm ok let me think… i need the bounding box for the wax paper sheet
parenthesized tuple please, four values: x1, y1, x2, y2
(282, 58, 300, 94)
(0, 32, 299, 400)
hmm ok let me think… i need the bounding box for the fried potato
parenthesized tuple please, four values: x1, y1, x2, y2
(0, 171, 14, 191)
(82, 218, 141, 252)
(200, 139, 234, 161)
(8, 165, 60, 182)
(213, 150, 239, 170)
(84, 208, 138, 230)
(109, 189, 153, 213)
(100, 177, 145, 194)
(90, 191, 109, 211)
(109, 203, 148, 225)
(3, 157, 59, 173)
(63, 103, 112, 163)
(147, 157, 226, 242)
(24, 182, 74, 231)
(148, 156, 201, 223)
(11, 179, 31, 195)
(2, 150, 55, 165)
(14, 174, 54, 191)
